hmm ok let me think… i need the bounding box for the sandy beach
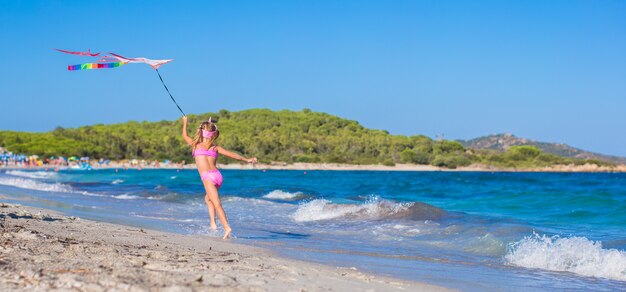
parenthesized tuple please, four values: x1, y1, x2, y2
(0, 202, 451, 291)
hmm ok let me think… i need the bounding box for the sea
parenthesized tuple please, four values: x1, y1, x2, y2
(0, 168, 625, 291)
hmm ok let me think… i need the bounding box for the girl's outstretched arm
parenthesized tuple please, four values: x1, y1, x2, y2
(216, 146, 257, 163)
(181, 116, 193, 145)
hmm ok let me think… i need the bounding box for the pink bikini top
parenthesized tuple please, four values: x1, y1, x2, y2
(193, 147, 218, 158)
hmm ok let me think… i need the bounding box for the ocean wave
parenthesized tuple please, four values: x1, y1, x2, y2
(0, 177, 104, 197)
(113, 194, 141, 200)
(505, 233, 626, 281)
(292, 197, 445, 222)
(0, 176, 71, 193)
(263, 190, 308, 200)
(221, 196, 280, 206)
(6, 170, 57, 179)
(111, 179, 124, 184)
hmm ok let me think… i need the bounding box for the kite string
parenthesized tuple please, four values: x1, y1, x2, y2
(156, 69, 186, 116)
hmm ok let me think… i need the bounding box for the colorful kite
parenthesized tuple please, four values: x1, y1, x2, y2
(68, 62, 124, 71)
(108, 53, 173, 69)
(56, 49, 185, 115)
(55, 48, 101, 57)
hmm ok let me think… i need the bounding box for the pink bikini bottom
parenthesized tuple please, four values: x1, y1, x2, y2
(200, 169, 223, 189)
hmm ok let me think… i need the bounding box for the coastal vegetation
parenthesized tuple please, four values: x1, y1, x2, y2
(459, 133, 626, 165)
(0, 109, 616, 169)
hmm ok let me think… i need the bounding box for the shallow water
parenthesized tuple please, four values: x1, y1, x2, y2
(1, 169, 625, 291)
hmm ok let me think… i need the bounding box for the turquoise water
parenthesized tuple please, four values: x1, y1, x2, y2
(1, 169, 625, 291)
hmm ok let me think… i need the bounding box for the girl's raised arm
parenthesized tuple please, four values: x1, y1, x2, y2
(181, 116, 193, 145)
(216, 146, 257, 163)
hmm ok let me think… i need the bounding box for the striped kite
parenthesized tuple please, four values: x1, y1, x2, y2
(56, 49, 184, 115)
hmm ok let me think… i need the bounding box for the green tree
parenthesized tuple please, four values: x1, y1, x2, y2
(0, 109, 614, 169)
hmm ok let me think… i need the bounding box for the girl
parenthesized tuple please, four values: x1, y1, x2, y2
(182, 116, 257, 239)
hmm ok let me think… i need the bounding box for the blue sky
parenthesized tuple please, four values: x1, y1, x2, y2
(1, 1, 625, 156)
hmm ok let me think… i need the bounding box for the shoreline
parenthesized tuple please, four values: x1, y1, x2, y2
(2, 162, 626, 173)
(0, 202, 451, 291)
(220, 162, 626, 172)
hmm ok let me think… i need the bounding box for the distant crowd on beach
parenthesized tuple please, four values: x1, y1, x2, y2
(0, 147, 185, 170)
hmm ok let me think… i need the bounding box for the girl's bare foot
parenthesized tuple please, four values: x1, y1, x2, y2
(222, 227, 232, 239)
(210, 223, 217, 230)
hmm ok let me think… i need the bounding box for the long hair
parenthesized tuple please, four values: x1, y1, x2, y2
(191, 120, 220, 150)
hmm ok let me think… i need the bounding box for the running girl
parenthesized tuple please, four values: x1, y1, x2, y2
(181, 116, 257, 239)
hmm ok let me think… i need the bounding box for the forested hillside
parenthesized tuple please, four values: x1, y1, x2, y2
(0, 109, 614, 168)
(459, 133, 626, 165)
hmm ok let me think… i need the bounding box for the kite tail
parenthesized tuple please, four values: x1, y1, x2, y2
(156, 69, 185, 116)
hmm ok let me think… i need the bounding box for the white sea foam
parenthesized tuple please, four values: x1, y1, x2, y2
(78, 192, 107, 197)
(0, 176, 71, 193)
(111, 179, 124, 184)
(263, 190, 305, 200)
(505, 233, 626, 281)
(0, 176, 104, 197)
(6, 170, 57, 179)
(113, 194, 141, 200)
(292, 197, 422, 222)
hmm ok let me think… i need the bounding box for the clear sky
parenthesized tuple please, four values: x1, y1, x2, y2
(1, 1, 625, 156)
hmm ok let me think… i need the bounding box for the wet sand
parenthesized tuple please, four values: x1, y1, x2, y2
(0, 203, 451, 291)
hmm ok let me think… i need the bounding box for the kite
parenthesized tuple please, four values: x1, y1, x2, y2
(108, 53, 172, 69)
(68, 62, 124, 71)
(55, 48, 101, 57)
(56, 49, 185, 115)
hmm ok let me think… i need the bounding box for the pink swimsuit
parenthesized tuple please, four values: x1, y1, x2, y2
(193, 147, 223, 189)
(193, 148, 217, 158)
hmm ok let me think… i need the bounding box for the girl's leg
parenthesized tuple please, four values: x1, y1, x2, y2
(204, 192, 217, 230)
(202, 180, 232, 239)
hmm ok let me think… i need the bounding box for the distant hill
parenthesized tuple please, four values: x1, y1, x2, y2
(0, 109, 469, 167)
(0, 109, 619, 168)
(458, 133, 626, 165)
